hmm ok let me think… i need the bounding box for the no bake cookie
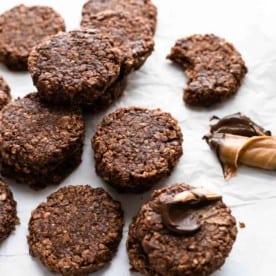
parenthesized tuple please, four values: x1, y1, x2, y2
(167, 34, 247, 107)
(28, 185, 124, 275)
(81, 11, 154, 74)
(0, 5, 65, 70)
(127, 183, 237, 275)
(28, 29, 123, 109)
(81, 0, 157, 33)
(0, 93, 84, 189)
(92, 107, 183, 192)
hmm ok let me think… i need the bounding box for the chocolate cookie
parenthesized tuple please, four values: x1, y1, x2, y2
(167, 34, 247, 107)
(81, 11, 154, 74)
(0, 5, 65, 70)
(127, 183, 237, 275)
(0, 93, 84, 189)
(28, 185, 124, 275)
(0, 75, 11, 110)
(28, 29, 123, 109)
(81, 0, 157, 33)
(92, 107, 183, 192)
(0, 178, 19, 243)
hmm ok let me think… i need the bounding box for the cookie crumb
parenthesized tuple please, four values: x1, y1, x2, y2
(239, 221, 246, 228)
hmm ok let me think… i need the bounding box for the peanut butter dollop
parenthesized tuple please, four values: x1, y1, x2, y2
(204, 113, 274, 179)
(160, 188, 222, 234)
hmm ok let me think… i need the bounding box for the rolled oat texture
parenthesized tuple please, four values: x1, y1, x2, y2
(0, 4, 65, 70)
(28, 29, 123, 108)
(92, 107, 183, 192)
(0, 93, 85, 189)
(0, 178, 19, 243)
(0, 75, 11, 110)
(127, 183, 237, 275)
(82, 0, 157, 33)
(167, 34, 247, 107)
(28, 185, 124, 275)
(81, 11, 154, 74)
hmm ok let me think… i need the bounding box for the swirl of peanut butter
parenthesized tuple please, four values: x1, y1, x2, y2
(159, 188, 223, 234)
(204, 113, 274, 179)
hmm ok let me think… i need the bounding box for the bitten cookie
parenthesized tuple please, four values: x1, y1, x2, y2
(0, 75, 11, 110)
(167, 34, 247, 107)
(81, 0, 157, 33)
(28, 29, 123, 109)
(92, 107, 183, 192)
(0, 5, 65, 70)
(28, 185, 124, 275)
(0, 178, 19, 243)
(81, 11, 154, 74)
(0, 93, 84, 189)
(127, 183, 237, 275)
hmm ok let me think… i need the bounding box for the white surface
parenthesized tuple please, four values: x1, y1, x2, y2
(0, 0, 276, 275)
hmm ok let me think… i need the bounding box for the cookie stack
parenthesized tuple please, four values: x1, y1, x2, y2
(26, 0, 156, 110)
(0, 0, 157, 190)
(0, 94, 85, 189)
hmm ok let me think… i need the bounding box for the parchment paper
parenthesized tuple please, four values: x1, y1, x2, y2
(0, 0, 275, 275)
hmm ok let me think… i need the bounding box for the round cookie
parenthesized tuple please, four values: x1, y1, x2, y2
(81, 11, 154, 74)
(28, 185, 124, 275)
(81, 0, 157, 33)
(92, 107, 183, 192)
(0, 93, 84, 189)
(127, 183, 237, 275)
(0, 4, 65, 70)
(0, 75, 11, 110)
(0, 178, 19, 243)
(28, 29, 123, 108)
(167, 34, 247, 107)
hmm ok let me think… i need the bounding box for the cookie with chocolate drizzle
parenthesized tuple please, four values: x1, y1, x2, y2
(127, 183, 237, 276)
(204, 112, 275, 179)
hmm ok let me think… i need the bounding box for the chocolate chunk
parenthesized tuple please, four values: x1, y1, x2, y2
(81, 11, 154, 74)
(28, 185, 124, 275)
(0, 5, 65, 70)
(0, 93, 84, 189)
(92, 107, 183, 192)
(167, 34, 247, 107)
(81, 0, 157, 33)
(0, 178, 19, 243)
(127, 183, 237, 275)
(0, 75, 11, 110)
(28, 29, 123, 109)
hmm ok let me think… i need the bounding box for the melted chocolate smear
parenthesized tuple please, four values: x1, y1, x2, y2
(160, 190, 221, 235)
(209, 112, 271, 137)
